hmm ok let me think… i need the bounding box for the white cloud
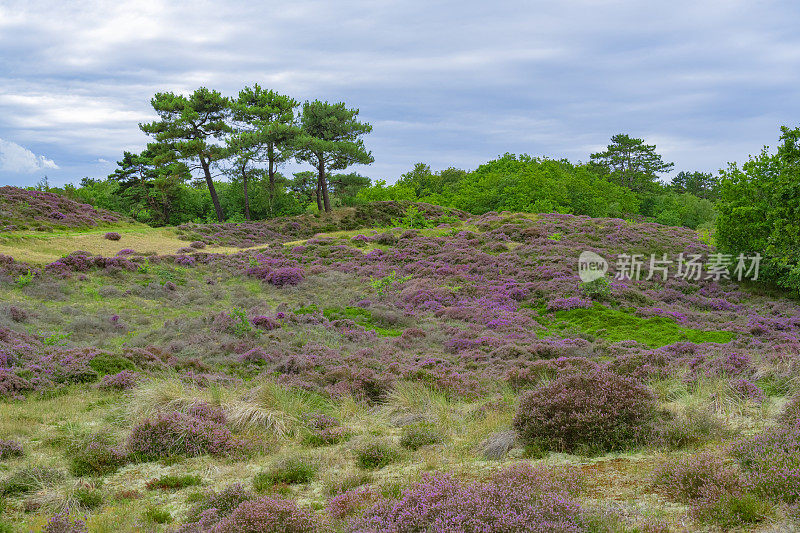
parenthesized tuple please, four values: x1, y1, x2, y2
(0, 138, 58, 174)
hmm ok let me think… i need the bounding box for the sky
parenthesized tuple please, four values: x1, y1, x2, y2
(0, 0, 799, 187)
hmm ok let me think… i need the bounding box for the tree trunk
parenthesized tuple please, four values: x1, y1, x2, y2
(200, 156, 224, 222)
(241, 161, 251, 221)
(315, 181, 323, 211)
(268, 145, 276, 205)
(318, 158, 331, 213)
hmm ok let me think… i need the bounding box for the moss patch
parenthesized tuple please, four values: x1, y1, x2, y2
(549, 305, 736, 347)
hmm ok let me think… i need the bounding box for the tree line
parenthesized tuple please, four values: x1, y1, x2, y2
(356, 133, 720, 229)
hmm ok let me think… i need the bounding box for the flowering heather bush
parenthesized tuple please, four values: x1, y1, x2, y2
(732, 424, 800, 503)
(782, 394, 800, 426)
(103, 232, 121, 241)
(399, 422, 443, 450)
(731, 378, 765, 402)
(513, 370, 656, 453)
(0, 438, 23, 459)
(251, 315, 281, 330)
(301, 413, 349, 446)
(42, 511, 88, 533)
(126, 411, 240, 461)
(185, 483, 255, 524)
(213, 496, 317, 533)
(349, 464, 585, 533)
(650, 452, 769, 527)
(327, 487, 377, 519)
(97, 370, 139, 390)
(267, 267, 304, 287)
(650, 452, 743, 503)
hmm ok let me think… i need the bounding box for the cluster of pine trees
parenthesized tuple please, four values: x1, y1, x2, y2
(80, 86, 374, 225)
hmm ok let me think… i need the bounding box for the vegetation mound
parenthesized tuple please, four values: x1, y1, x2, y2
(0, 186, 127, 231)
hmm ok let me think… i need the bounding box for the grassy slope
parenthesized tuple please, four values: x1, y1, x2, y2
(0, 225, 254, 264)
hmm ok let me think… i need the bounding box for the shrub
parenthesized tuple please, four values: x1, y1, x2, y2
(88, 354, 135, 376)
(650, 452, 742, 502)
(650, 451, 768, 527)
(73, 487, 104, 510)
(350, 464, 584, 532)
(69, 438, 128, 476)
(97, 370, 138, 390)
(781, 393, 800, 426)
(697, 492, 771, 528)
(301, 413, 348, 447)
(42, 512, 88, 533)
(251, 315, 281, 330)
(213, 496, 316, 533)
(0, 439, 23, 460)
(190, 241, 206, 249)
(268, 267, 305, 287)
(104, 232, 121, 241)
(253, 456, 318, 490)
(354, 440, 401, 470)
(732, 424, 800, 503)
(399, 422, 443, 451)
(579, 277, 612, 300)
(143, 506, 172, 524)
(186, 483, 254, 523)
(126, 411, 240, 461)
(146, 474, 202, 490)
(653, 405, 730, 450)
(326, 487, 376, 519)
(513, 370, 656, 453)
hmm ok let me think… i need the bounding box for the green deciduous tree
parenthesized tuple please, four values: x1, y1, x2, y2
(717, 125, 800, 292)
(140, 87, 232, 222)
(590, 134, 674, 192)
(296, 100, 374, 212)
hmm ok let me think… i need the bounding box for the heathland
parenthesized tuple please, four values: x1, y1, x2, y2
(0, 190, 798, 532)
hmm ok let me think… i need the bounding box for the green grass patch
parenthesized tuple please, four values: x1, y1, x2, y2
(549, 305, 736, 347)
(295, 305, 403, 337)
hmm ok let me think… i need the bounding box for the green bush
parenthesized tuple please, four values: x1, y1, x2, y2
(143, 506, 172, 524)
(354, 440, 401, 470)
(146, 474, 202, 491)
(578, 277, 611, 300)
(69, 438, 128, 477)
(697, 492, 771, 528)
(253, 456, 318, 490)
(88, 354, 136, 376)
(400, 423, 443, 451)
(73, 487, 104, 510)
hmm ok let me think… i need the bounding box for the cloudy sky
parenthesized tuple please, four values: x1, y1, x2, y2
(0, 0, 798, 187)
